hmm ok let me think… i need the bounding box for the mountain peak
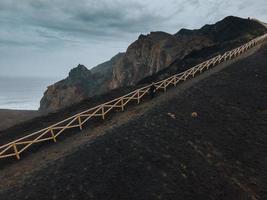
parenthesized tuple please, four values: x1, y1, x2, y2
(138, 31, 172, 41)
(175, 16, 266, 42)
(68, 64, 92, 81)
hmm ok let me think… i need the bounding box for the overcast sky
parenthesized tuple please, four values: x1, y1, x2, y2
(0, 0, 266, 79)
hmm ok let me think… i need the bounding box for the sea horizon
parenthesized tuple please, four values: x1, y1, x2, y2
(0, 76, 59, 111)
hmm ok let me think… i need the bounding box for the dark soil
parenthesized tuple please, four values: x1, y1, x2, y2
(1, 42, 267, 200)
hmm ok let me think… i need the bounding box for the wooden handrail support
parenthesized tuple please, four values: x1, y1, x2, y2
(13, 143, 20, 160)
(77, 115, 83, 130)
(50, 128, 57, 142)
(0, 33, 266, 161)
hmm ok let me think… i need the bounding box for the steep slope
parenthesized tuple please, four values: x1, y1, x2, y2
(39, 16, 267, 112)
(2, 39, 267, 200)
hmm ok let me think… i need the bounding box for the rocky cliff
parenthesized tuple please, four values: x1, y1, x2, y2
(110, 31, 213, 88)
(139, 16, 267, 83)
(39, 53, 124, 112)
(39, 16, 267, 112)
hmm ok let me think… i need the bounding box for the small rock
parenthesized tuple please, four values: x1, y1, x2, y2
(167, 113, 176, 119)
(181, 173, 187, 178)
(162, 171, 168, 177)
(191, 112, 198, 118)
(181, 163, 187, 169)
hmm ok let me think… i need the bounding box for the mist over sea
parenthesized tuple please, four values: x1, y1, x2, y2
(0, 76, 58, 110)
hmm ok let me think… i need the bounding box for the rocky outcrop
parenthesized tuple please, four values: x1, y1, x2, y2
(110, 32, 213, 88)
(39, 16, 267, 112)
(40, 66, 88, 112)
(39, 53, 123, 112)
(114, 16, 267, 86)
(138, 16, 267, 83)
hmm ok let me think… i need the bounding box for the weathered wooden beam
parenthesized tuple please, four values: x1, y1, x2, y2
(78, 116, 83, 130)
(13, 143, 20, 160)
(50, 128, 57, 142)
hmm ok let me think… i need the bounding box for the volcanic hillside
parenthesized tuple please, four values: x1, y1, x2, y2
(2, 17, 266, 148)
(0, 32, 267, 199)
(39, 16, 267, 112)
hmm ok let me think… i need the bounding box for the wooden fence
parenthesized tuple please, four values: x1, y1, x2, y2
(1, 33, 267, 160)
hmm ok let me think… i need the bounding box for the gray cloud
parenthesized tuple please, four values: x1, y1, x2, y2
(0, 0, 266, 78)
(0, 0, 172, 47)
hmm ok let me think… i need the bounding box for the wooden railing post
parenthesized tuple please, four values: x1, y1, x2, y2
(207, 62, 210, 69)
(50, 128, 56, 142)
(13, 143, 20, 160)
(77, 115, 83, 130)
(121, 99, 124, 111)
(193, 68, 197, 77)
(101, 106, 105, 120)
(213, 60, 216, 66)
(137, 90, 140, 104)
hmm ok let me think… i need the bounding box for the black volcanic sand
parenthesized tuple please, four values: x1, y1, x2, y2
(1, 43, 267, 200)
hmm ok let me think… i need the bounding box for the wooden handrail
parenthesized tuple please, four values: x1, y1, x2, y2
(0, 33, 267, 160)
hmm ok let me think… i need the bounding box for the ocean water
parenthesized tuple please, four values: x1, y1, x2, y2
(0, 76, 58, 110)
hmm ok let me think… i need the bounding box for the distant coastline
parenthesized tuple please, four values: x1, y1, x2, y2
(0, 76, 57, 130)
(0, 76, 58, 110)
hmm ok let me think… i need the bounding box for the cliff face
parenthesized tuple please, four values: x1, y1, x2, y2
(110, 32, 213, 88)
(39, 53, 124, 112)
(39, 16, 267, 112)
(139, 16, 267, 83)
(39, 53, 123, 112)
(111, 32, 176, 88)
(40, 65, 89, 112)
